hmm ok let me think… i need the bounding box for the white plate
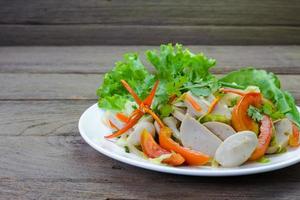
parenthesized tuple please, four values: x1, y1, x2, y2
(79, 103, 300, 176)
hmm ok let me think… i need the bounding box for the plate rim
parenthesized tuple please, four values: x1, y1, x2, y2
(78, 103, 300, 176)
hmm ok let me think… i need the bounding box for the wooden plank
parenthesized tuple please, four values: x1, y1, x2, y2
(0, 73, 299, 101)
(1, 0, 299, 26)
(1, 46, 300, 74)
(1, 177, 300, 200)
(1, 25, 300, 45)
(0, 73, 100, 100)
(0, 101, 93, 136)
(1, 135, 300, 200)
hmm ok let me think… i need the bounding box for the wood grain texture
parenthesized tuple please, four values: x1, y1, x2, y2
(1, 25, 300, 45)
(0, 101, 93, 136)
(1, 135, 300, 200)
(0, 73, 299, 102)
(0, 73, 100, 100)
(1, 0, 299, 45)
(1, 0, 299, 26)
(1, 46, 300, 74)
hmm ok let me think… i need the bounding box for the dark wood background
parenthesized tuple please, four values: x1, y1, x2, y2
(1, 0, 300, 45)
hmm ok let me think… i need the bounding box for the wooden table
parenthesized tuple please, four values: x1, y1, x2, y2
(1, 46, 300, 199)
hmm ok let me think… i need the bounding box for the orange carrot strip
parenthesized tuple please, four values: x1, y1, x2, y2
(108, 120, 120, 131)
(221, 88, 245, 96)
(143, 80, 159, 107)
(142, 106, 164, 128)
(105, 112, 143, 139)
(289, 124, 300, 147)
(185, 93, 202, 112)
(127, 109, 141, 121)
(207, 96, 221, 114)
(120, 80, 142, 105)
(116, 112, 129, 123)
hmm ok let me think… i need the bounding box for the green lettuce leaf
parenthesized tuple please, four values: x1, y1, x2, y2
(220, 68, 300, 127)
(97, 53, 154, 111)
(146, 44, 218, 111)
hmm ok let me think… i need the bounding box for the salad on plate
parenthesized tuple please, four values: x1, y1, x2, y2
(96, 44, 300, 168)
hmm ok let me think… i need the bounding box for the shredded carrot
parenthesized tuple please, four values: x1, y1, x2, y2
(143, 80, 159, 106)
(108, 120, 120, 131)
(105, 80, 160, 139)
(121, 80, 142, 105)
(142, 107, 165, 128)
(185, 93, 202, 112)
(207, 96, 221, 114)
(127, 109, 141, 121)
(221, 88, 245, 96)
(115, 112, 129, 123)
(105, 112, 144, 139)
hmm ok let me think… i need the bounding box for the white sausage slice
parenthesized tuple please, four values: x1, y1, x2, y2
(127, 122, 155, 145)
(203, 122, 236, 141)
(180, 114, 222, 157)
(267, 118, 292, 154)
(172, 107, 186, 121)
(215, 131, 258, 167)
(163, 117, 180, 140)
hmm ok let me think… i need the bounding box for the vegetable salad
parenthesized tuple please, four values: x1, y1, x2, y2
(96, 44, 300, 167)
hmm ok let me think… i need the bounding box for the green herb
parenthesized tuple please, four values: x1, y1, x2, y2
(220, 68, 300, 127)
(211, 159, 219, 168)
(219, 81, 246, 90)
(270, 134, 277, 147)
(257, 156, 270, 163)
(248, 105, 263, 122)
(262, 102, 284, 120)
(190, 87, 211, 97)
(276, 146, 287, 154)
(147, 44, 219, 109)
(200, 114, 231, 124)
(159, 104, 173, 118)
(132, 104, 138, 110)
(124, 146, 130, 153)
(230, 97, 238, 107)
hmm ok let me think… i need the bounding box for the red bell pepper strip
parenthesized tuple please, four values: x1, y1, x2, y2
(249, 115, 273, 161)
(159, 127, 210, 166)
(289, 124, 300, 147)
(140, 129, 185, 166)
(232, 92, 262, 134)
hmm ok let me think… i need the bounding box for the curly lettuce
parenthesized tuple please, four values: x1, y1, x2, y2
(97, 53, 154, 110)
(146, 44, 218, 112)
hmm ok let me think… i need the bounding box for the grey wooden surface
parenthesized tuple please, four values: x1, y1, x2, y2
(1, 46, 300, 199)
(1, 0, 300, 45)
